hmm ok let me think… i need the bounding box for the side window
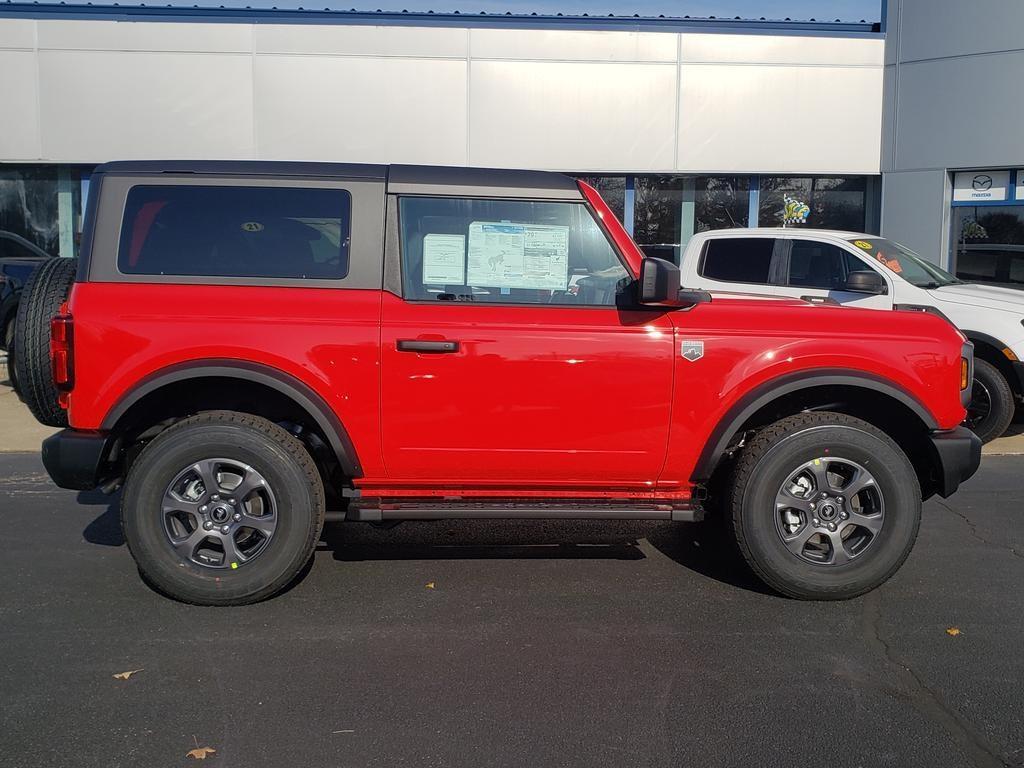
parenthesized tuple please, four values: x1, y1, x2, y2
(398, 197, 630, 306)
(118, 185, 351, 279)
(699, 238, 775, 284)
(787, 241, 862, 290)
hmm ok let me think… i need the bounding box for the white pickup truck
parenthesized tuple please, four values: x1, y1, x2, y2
(680, 228, 1024, 442)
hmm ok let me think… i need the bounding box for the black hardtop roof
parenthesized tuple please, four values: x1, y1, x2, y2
(93, 161, 581, 197)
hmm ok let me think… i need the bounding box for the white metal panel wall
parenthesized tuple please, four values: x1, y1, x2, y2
(0, 17, 884, 173)
(881, 0, 1024, 260)
(469, 60, 677, 170)
(254, 56, 468, 164)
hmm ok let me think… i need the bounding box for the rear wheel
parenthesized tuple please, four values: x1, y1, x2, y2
(730, 412, 921, 600)
(13, 257, 78, 426)
(964, 358, 1014, 444)
(121, 411, 325, 605)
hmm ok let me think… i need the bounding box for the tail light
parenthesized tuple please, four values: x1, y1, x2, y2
(50, 305, 74, 404)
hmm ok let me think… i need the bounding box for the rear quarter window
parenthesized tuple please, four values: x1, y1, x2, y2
(699, 238, 775, 284)
(117, 185, 351, 279)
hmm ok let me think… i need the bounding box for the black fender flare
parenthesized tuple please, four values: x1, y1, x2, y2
(690, 369, 939, 482)
(102, 359, 362, 477)
(960, 330, 1010, 355)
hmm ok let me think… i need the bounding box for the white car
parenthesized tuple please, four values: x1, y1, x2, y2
(679, 228, 1024, 442)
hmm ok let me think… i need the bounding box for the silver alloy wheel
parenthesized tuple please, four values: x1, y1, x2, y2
(161, 458, 277, 569)
(774, 456, 884, 566)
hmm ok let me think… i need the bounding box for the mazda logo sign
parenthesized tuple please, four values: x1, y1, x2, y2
(972, 174, 994, 191)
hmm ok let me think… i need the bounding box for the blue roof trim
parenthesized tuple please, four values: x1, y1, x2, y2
(0, 2, 882, 36)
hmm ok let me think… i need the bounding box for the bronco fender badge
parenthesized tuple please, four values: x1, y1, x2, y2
(681, 340, 704, 362)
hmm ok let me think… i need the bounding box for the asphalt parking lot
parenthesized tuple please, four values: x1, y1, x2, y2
(1, 451, 1023, 768)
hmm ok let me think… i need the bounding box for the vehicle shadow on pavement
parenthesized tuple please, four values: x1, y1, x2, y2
(320, 519, 647, 561)
(645, 520, 774, 595)
(77, 497, 771, 595)
(321, 518, 772, 595)
(79, 490, 124, 546)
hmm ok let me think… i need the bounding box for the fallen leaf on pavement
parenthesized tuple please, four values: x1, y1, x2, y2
(425, 582, 435, 589)
(946, 627, 961, 636)
(186, 747, 217, 760)
(112, 669, 144, 680)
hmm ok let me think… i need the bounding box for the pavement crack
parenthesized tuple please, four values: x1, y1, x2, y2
(936, 499, 1024, 561)
(860, 591, 1009, 768)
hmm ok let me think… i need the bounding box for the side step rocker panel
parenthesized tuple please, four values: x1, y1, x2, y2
(329, 501, 704, 523)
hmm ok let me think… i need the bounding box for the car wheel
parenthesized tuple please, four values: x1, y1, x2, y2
(730, 412, 921, 600)
(964, 358, 1014, 444)
(13, 257, 78, 426)
(3, 319, 17, 393)
(121, 411, 325, 606)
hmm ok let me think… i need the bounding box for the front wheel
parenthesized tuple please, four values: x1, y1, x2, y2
(730, 412, 921, 600)
(964, 358, 1014, 444)
(121, 411, 325, 605)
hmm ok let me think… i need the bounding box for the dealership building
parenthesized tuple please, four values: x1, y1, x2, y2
(0, 0, 1022, 284)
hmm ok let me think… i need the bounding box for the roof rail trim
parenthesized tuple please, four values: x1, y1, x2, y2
(0, 3, 883, 37)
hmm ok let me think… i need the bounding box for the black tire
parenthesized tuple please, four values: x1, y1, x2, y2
(730, 412, 921, 600)
(121, 411, 325, 606)
(964, 358, 1014, 444)
(3, 318, 17, 393)
(13, 257, 78, 426)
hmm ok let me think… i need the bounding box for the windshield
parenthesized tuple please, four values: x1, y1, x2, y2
(845, 237, 960, 288)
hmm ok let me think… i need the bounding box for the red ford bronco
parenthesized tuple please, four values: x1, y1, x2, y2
(15, 161, 980, 605)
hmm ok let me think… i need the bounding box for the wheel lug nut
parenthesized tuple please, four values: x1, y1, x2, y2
(211, 494, 220, 501)
(203, 521, 213, 530)
(809, 503, 816, 510)
(199, 505, 208, 513)
(229, 498, 236, 504)
(840, 511, 848, 519)
(828, 522, 836, 531)
(812, 518, 820, 527)
(233, 513, 242, 521)
(221, 525, 230, 534)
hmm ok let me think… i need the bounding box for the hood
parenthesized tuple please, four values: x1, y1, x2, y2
(931, 283, 1024, 313)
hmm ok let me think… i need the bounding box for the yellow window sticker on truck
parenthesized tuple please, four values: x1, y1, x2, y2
(853, 240, 873, 249)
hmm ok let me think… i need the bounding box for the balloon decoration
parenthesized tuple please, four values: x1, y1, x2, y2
(782, 195, 811, 226)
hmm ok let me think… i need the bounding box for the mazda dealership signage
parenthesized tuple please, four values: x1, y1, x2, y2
(952, 170, 1011, 201)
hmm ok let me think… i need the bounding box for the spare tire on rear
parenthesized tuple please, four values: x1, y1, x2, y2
(14, 257, 78, 427)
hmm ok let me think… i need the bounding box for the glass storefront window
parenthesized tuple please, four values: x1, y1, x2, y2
(695, 176, 749, 233)
(759, 176, 867, 231)
(952, 206, 1024, 288)
(633, 175, 749, 262)
(633, 175, 684, 261)
(0, 165, 88, 258)
(575, 176, 625, 225)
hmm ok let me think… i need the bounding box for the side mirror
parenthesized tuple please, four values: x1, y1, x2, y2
(638, 257, 684, 306)
(845, 270, 887, 295)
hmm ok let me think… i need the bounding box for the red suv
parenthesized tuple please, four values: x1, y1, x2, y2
(16, 161, 980, 605)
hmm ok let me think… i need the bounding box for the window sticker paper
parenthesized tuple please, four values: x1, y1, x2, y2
(422, 233, 466, 285)
(466, 221, 569, 291)
(467, 222, 527, 287)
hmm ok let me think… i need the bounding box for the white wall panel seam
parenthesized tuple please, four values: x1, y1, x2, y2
(249, 24, 257, 159)
(673, 33, 681, 170)
(31, 19, 42, 160)
(895, 47, 1024, 67)
(464, 27, 471, 166)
